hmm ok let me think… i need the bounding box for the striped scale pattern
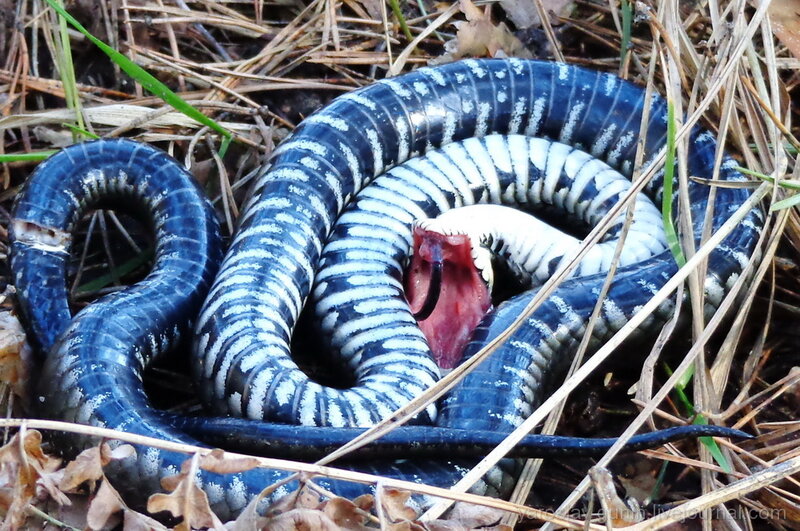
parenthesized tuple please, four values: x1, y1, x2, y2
(9, 59, 763, 519)
(407, 139, 668, 288)
(310, 134, 668, 401)
(9, 140, 498, 516)
(193, 58, 760, 431)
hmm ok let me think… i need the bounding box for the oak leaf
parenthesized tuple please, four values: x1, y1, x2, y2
(261, 508, 342, 530)
(150, 453, 226, 530)
(438, 0, 532, 62)
(197, 448, 262, 475)
(0, 309, 30, 397)
(322, 496, 371, 529)
(379, 487, 418, 522)
(0, 429, 65, 528)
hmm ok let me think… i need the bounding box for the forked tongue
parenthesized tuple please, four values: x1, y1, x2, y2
(404, 225, 491, 369)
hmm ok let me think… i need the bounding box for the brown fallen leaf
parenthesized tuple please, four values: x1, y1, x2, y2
(261, 507, 342, 530)
(589, 466, 644, 526)
(379, 487, 418, 523)
(426, 522, 511, 531)
(228, 500, 266, 530)
(384, 520, 428, 531)
(85, 479, 125, 530)
(0, 308, 30, 398)
(437, 0, 533, 62)
(768, 0, 800, 59)
(616, 456, 662, 504)
(499, 0, 573, 29)
(232, 484, 377, 530)
(322, 496, 372, 529)
(352, 493, 375, 512)
(263, 483, 322, 516)
(54, 442, 166, 530)
(0, 429, 65, 528)
(228, 480, 293, 528)
(123, 508, 172, 531)
(445, 501, 508, 528)
(198, 448, 262, 475)
(150, 453, 226, 530)
(354, 0, 383, 21)
(60, 442, 135, 492)
(85, 480, 169, 531)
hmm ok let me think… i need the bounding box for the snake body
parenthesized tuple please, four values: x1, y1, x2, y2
(10, 59, 763, 518)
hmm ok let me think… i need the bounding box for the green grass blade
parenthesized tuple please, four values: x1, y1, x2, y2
(735, 166, 800, 210)
(769, 194, 800, 211)
(53, 0, 83, 134)
(62, 123, 100, 139)
(620, 0, 632, 65)
(0, 151, 59, 163)
(663, 362, 732, 473)
(695, 415, 732, 474)
(388, 0, 414, 41)
(44, 0, 230, 140)
(735, 166, 800, 187)
(75, 248, 154, 296)
(220, 135, 232, 159)
(662, 102, 687, 267)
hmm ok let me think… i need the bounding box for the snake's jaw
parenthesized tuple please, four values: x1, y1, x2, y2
(405, 224, 492, 370)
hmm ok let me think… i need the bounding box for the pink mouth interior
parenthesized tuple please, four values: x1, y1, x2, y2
(404, 226, 491, 369)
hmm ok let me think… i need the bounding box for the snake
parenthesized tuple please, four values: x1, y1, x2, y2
(8, 59, 763, 519)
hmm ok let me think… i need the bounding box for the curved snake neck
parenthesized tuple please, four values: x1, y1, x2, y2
(10, 59, 763, 519)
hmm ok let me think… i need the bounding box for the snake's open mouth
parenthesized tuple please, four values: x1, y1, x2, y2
(404, 225, 491, 370)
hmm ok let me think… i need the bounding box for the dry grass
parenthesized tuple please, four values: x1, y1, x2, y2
(0, 0, 798, 529)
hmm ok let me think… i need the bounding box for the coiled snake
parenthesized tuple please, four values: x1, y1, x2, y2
(9, 59, 763, 519)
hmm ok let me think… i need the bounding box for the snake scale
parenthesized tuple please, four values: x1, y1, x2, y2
(9, 59, 762, 519)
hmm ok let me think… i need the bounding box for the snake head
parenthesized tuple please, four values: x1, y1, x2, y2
(404, 224, 491, 370)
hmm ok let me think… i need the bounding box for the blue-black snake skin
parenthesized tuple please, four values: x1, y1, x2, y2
(9, 59, 763, 519)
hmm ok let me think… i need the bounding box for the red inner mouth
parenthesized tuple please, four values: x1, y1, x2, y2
(404, 226, 491, 369)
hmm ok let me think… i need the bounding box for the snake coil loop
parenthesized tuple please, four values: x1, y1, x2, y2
(10, 59, 763, 519)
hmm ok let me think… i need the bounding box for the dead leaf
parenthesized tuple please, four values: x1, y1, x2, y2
(354, 0, 382, 21)
(86, 480, 125, 530)
(296, 485, 323, 509)
(229, 488, 269, 529)
(499, 0, 573, 29)
(123, 509, 171, 531)
(85, 478, 169, 531)
(150, 454, 226, 530)
(0, 310, 30, 397)
(616, 456, 661, 504)
(379, 488, 418, 523)
(59, 447, 104, 492)
(768, 0, 800, 59)
(0, 429, 65, 528)
(351, 494, 374, 512)
(446, 502, 507, 528)
(322, 496, 370, 529)
(230, 480, 310, 528)
(438, 0, 533, 62)
(426, 521, 511, 531)
(60, 442, 135, 493)
(383, 520, 426, 531)
(199, 448, 262, 475)
(261, 508, 341, 530)
(589, 466, 644, 526)
(265, 484, 321, 516)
